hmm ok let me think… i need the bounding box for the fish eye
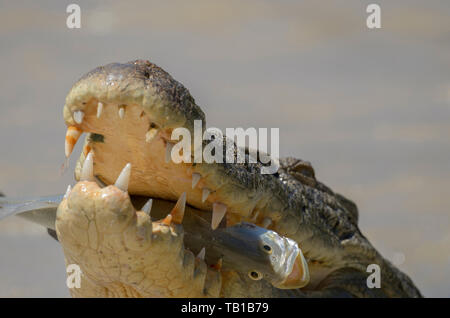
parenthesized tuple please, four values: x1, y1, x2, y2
(261, 244, 272, 254)
(248, 270, 263, 281)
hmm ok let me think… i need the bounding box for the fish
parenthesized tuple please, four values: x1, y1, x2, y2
(0, 194, 63, 230)
(0, 193, 309, 289)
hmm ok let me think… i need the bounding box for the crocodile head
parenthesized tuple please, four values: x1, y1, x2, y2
(56, 60, 422, 297)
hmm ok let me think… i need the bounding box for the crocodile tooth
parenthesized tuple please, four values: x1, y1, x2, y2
(96, 102, 103, 118)
(80, 151, 94, 181)
(65, 126, 83, 158)
(63, 185, 72, 199)
(141, 198, 153, 216)
(145, 128, 159, 143)
(170, 192, 186, 224)
(202, 188, 211, 203)
(114, 163, 131, 192)
(161, 214, 172, 226)
(251, 210, 260, 222)
(191, 173, 201, 189)
(82, 144, 91, 157)
(165, 142, 173, 163)
(118, 106, 125, 119)
(262, 217, 272, 229)
(212, 258, 223, 271)
(196, 247, 206, 260)
(211, 202, 227, 230)
(73, 110, 84, 124)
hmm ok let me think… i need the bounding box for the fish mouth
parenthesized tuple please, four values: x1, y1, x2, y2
(273, 251, 310, 289)
(62, 60, 309, 289)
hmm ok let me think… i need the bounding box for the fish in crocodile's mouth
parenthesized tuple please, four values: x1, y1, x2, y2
(60, 59, 311, 292)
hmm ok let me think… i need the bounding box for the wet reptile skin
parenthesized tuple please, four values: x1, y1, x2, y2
(56, 60, 422, 297)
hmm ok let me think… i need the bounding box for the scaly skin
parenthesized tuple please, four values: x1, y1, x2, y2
(56, 60, 422, 297)
(56, 181, 221, 297)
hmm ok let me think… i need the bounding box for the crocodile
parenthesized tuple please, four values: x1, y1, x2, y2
(48, 59, 421, 297)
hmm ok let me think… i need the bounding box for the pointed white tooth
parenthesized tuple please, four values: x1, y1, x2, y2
(65, 126, 83, 158)
(114, 163, 131, 192)
(142, 198, 153, 216)
(165, 142, 173, 163)
(251, 210, 260, 222)
(60, 157, 69, 176)
(211, 202, 227, 230)
(170, 192, 186, 224)
(96, 102, 103, 118)
(202, 188, 211, 203)
(262, 217, 272, 229)
(64, 140, 71, 158)
(197, 247, 206, 260)
(73, 111, 84, 124)
(118, 106, 125, 119)
(80, 151, 94, 181)
(192, 173, 201, 189)
(63, 185, 72, 199)
(161, 214, 172, 226)
(145, 128, 159, 143)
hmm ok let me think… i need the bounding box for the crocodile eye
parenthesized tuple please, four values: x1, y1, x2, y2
(261, 244, 272, 254)
(248, 270, 263, 281)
